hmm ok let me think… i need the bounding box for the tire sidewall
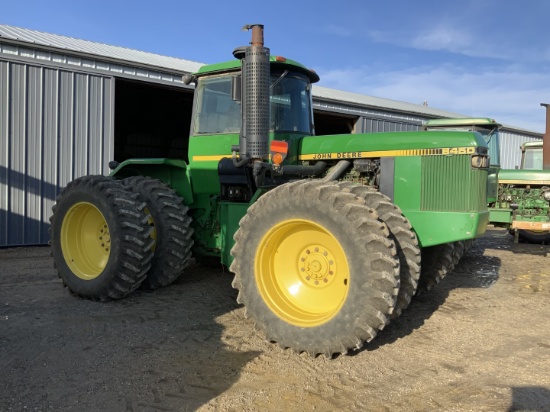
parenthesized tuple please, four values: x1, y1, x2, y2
(239, 191, 385, 348)
(51, 182, 124, 296)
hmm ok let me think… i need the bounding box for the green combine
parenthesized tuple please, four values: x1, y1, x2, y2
(50, 25, 489, 356)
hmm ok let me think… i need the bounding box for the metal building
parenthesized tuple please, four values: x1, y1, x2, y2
(0, 24, 542, 247)
(311, 86, 543, 169)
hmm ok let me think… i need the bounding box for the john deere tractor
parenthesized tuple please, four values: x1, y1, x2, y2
(425, 116, 550, 244)
(50, 25, 489, 356)
(501, 140, 550, 243)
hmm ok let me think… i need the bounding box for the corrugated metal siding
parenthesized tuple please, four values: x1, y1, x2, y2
(361, 117, 420, 133)
(499, 131, 542, 170)
(313, 85, 466, 120)
(313, 98, 428, 126)
(0, 59, 113, 246)
(0, 40, 193, 87)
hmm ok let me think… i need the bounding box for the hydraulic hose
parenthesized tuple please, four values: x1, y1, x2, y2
(321, 160, 351, 182)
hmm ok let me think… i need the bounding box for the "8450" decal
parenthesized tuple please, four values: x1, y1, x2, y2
(442, 147, 476, 155)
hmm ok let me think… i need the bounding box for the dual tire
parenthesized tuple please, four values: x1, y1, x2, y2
(230, 180, 401, 356)
(416, 240, 467, 294)
(230, 180, 474, 355)
(50, 175, 192, 301)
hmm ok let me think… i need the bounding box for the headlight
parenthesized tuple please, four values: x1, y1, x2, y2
(471, 155, 489, 168)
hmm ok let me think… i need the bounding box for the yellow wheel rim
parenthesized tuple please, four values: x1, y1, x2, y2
(61, 202, 111, 280)
(255, 219, 350, 327)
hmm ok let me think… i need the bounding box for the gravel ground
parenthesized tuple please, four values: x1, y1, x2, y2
(1, 227, 549, 411)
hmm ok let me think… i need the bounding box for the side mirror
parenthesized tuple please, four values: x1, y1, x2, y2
(182, 74, 196, 85)
(232, 75, 242, 102)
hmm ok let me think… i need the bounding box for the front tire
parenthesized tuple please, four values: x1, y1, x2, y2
(230, 180, 400, 356)
(336, 182, 421, 318)
(50, 176, 154, 301)
(417, 243, 455, 293)
(451, 240, 466, 267)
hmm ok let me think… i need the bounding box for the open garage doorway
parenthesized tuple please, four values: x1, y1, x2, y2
(313, 110, 359, 135)
(114, 79, 194, 162)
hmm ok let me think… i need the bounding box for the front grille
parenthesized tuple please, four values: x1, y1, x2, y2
(421, 155, 487, 212)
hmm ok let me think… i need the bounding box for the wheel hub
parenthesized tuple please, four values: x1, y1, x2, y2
(98, 223, 111, 253)
(299, 245, 336, 286)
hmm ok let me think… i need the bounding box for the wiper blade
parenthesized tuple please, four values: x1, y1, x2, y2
(270, 70, 289, 90)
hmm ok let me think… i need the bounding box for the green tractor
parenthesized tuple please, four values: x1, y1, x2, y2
(424, 117, 550, 244)
(50, 25, 489, 356)
(501, 140, 550, 243)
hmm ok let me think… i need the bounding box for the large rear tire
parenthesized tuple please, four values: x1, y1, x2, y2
(417, 243, 455, 294)
(336, 182, 421, 318)
(230, 180, 400, 356)
(122, 177, 194, 289)
(49, 176, 154, 301)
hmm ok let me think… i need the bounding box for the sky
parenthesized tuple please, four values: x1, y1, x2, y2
(3, 0, 550, 133)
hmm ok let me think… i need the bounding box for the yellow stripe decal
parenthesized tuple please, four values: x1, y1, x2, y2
(298, 147, 477, 161)
(192, 155, 230, 162)
(500, 180, 550, 185)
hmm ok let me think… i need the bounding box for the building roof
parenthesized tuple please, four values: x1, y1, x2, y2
(0, 24, 541, 137)
(0, 24, 203, 73)
(312, 84, 465, 120)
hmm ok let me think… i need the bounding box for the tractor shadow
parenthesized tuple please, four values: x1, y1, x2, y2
(359, 229, 504, 353)
(361, 226, 550, 353)
(509, 386, 550, 411)
(481, 226, 550, 257)
(0, 249, 260, 411)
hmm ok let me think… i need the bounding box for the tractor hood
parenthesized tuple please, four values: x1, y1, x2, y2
(299, 130, 488, 161)
(498, 169, 550, 185)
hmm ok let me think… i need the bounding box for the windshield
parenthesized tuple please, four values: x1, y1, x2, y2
(270, 71, 313, 134)
(425, 125, 500, 167)
(523, 147, 543, 170)
(193, 75, 242, 135)
(193, 71, 313, 135)
(476, 129, 500, 167)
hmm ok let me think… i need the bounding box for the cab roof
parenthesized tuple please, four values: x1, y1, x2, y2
(424, 117, 501, 129)
(522, 141, 543, 149)
(194, 55, 320, 83)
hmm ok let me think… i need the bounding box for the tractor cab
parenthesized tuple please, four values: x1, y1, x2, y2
(183, 41, 321, 197)
(424, 118, 501, 167)
(520, 141, 543, 170)
(190, 64, 317, 138)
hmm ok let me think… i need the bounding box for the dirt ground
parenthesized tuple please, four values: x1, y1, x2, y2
(1, 226, 549, 412)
